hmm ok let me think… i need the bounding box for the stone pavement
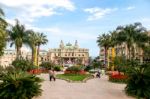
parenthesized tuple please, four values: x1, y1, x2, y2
(34, 74, 134, 99)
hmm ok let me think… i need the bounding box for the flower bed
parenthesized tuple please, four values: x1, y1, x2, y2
(64, 70, 86, 74)
(64, 66, 86, 75)
(28, 69, 42, 74)
(109, 73, 128, 83)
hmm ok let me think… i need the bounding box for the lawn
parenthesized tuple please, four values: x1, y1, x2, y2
(56, 74, 92, 81)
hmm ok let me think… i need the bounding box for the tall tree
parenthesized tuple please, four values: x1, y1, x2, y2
(36, 33, 48, 66)
(116, 22, 148, 60)
(97, 34, 110, 68)
(109, 31, 119, 70)
(0, 8, 7, 56)
(26, 31, 38, 65)
(8, 19, 28, 59)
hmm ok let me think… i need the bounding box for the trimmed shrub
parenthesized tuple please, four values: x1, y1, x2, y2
(0, 71, 43, 99)
(40, 61, 54, 70)
(65, 66, 86, 74)
(53, 65, 62, 71)
(66, 66, 80, 72)
(84, 65, 93, 71)
(12, 59, 36, 71)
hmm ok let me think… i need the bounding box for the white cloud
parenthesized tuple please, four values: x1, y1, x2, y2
(141, 18, 150, 23)
(84, 7, 118, 21)
(126, 6, 135, 10)
(0, 0, 75, 23)
(24, 24, 96, 40)
(5, 18, 16, 26)
(140, 18, 150, 29)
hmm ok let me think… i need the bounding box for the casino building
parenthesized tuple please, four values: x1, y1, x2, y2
(47, 40, 89, 66)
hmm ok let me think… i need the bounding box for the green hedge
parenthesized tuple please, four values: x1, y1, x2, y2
(53, 65, 62, 71)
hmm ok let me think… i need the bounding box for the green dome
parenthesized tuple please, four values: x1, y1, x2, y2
(64, 43, 75, 49)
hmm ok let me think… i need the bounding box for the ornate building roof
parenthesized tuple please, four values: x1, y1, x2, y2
(59, 40, 79, 49)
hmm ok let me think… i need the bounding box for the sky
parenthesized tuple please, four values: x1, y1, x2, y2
(0, 0, 150, 57)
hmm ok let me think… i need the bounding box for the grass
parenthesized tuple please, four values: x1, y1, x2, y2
(56, 74, 92, 81)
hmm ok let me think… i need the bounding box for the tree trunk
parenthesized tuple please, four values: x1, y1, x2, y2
(127, 44, 131, 60)
(32, 47, 37, 65)
(104, 47, 107, 69)
(16, 47, 21, 59)
(111, 47, 115, 71)
(37, 45, 40, 66)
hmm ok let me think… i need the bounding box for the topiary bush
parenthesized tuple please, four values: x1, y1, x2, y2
(84, 65, 93, 71)
(53, 65, 62, 71)
(12, 59, 36, 71)
(40, 61, 54, 70)
(125, 63, 150, 99)
(66, 66, 80, 72)
(0, 71, 43, 99)
(65, 66, 86, 74)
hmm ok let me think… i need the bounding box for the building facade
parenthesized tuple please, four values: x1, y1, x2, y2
(0, 41, 89, 66)
(26, 50, 48, 65)
(0, 49, 48, 67)
(0, 50, 16, 67)
(48, 40, 89, 65)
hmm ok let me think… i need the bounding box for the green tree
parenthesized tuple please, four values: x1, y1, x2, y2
(109, 31, 120, 70)
(113, 56, 128, 73)
(26, 31, 38, 65)
(116, 22, 149, 60)
(36, 33, 48, 66)
(97, 34, 110, 68)
(8, 19, 28, 59)
(92, 56, 101, 70)
(0, 8, 7, 56)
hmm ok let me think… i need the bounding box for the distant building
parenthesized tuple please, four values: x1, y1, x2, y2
(0, 48, 48, 67)
(0, 50, 16, 67)
(48, 40, 89, 65)
(26, 50, 48, 65)
(0, 40, 89, 66)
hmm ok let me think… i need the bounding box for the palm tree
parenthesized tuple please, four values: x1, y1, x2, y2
(26, 31, 38, 65)
(116, 22, 148, 60)
(0, 8, 7, 56)
(109, 31, 119, 70)
(36, 33, 48, 66)
(97, 34, 111, 68)
(8, 19, 28, 59)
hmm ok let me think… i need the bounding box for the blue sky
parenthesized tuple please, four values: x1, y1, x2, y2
(0, 0, 150, 57)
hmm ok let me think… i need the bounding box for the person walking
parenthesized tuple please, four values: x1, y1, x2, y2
(49, 69, 56, 81)
(96, 70, 101, 78)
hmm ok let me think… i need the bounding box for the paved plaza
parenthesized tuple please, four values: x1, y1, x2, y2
(34, 74, 134, 99)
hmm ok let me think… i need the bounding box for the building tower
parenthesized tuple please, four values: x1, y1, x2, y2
(74, 40, 79, 49)
(59, 40, 64, 49)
